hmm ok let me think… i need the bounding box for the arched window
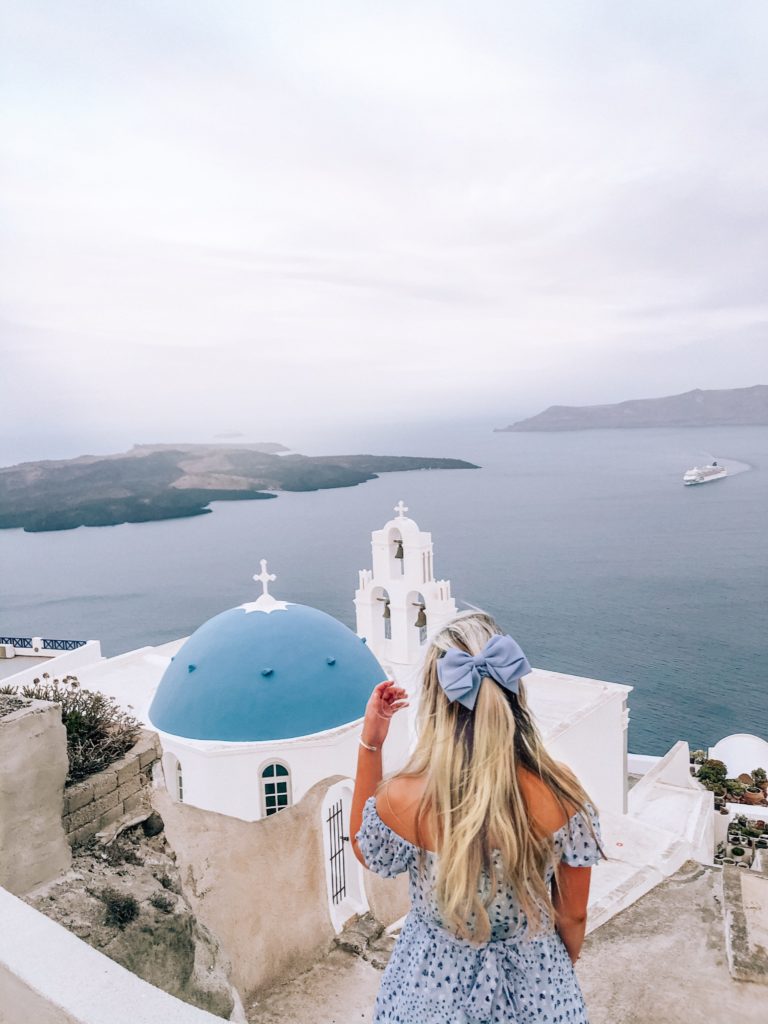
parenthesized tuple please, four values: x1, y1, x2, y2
(388, 528, 405, 578)
(261, 761, 291, 816)
(164, 753, 184, 803)
(374, 587, 391, 642)
(411, 592, 428, 645)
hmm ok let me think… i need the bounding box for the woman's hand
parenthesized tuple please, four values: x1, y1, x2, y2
(361, 680, 409, 747)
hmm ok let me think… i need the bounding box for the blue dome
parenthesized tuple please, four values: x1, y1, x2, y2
(148, 603, 386, 742)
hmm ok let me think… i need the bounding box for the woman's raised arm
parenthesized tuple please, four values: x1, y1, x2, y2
(350, 680, 408, 866)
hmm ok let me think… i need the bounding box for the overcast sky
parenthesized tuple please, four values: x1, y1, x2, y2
(2, 1, 767, 455)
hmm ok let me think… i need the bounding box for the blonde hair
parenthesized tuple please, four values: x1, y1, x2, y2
(389, 610, 604, 943)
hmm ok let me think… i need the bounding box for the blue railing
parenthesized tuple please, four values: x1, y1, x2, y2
(0, 637, 86, 651)
(41, 639, 87, 651)
(0, 637, 33, 649)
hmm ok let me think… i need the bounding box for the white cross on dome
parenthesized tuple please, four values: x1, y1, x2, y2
(394, 500, 409, 518)
(253, 559, 277, 597)
(240, 559, 288, 615)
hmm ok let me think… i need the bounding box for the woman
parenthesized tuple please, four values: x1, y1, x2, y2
(350, 610, 605, 1024)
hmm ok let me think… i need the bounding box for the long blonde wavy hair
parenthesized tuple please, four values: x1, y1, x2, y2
(388, 610, 605, 943)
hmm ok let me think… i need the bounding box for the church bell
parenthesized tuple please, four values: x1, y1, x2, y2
(382, 600, 391, 620)
(394, 540, 404, 559)
(414, 605, 427, 628)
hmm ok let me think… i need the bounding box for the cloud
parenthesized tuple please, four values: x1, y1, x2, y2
(2, 0, 768, 452)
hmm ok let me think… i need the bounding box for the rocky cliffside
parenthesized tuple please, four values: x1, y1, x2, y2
(23, 815, 240, 1020)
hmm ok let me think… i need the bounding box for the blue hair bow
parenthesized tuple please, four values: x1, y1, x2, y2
(436, 634, 531, 711)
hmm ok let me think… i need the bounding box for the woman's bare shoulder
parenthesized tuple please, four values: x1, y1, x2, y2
(517, 764, 578, 834)
(376, 774, 430, 847)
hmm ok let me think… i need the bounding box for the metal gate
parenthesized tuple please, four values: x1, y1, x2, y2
(326, 798, 347, 905)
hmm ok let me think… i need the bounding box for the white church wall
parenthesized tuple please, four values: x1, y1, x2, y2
(157, 711, 411, 822)
(545, 691, 629, 817)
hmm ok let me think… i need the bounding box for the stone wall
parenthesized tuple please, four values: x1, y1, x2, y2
(362, 864, 409, 928)
(153, 778, 336, 1002)
(62, 730, 161, 847)
(154, 774, 409, 1004)
(0, 699, 71, 896)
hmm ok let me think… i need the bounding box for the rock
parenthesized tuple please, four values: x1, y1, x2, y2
(334, 912, 386, 958)
(142, 811, 165, 837)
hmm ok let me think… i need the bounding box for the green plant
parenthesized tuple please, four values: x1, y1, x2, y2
(690, 748, 708, 764)
(751, 767, 767, 784)
(730, 846, 745, 857)
(14, 679, 139, 784)
(149, 891, 175, 913)
(697, 760, 728, 785)
(99, 887, 139, 929)
(725, 779, 746, 797)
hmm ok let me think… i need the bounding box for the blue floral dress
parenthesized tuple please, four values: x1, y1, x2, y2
(356, 794, 602, 1024)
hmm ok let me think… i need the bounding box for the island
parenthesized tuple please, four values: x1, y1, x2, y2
(496, 385, 768, 432)
(0, 443, 479, 532)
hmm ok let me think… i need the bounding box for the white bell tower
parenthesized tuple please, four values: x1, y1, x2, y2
(354, 501, 458, 682)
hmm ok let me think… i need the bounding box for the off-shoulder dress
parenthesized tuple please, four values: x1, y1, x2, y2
(355, 794, 603, 1024)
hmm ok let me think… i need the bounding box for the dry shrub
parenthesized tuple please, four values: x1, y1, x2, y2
(6, 679, 140, 783)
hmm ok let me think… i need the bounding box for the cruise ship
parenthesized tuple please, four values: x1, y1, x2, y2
(683, 460, 727, 486)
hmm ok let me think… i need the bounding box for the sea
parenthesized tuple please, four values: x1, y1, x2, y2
(1, 421, 766, 758)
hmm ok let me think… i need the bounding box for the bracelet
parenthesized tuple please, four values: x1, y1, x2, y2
(359, 738, 378, 752)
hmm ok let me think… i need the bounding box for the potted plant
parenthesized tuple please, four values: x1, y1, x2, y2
(730, 846, 746, 860)
(725, 780, 746, 802)
(690, 748, 707, 765)
(756, 840, 768, 850)
(743, 786, 765, 806)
